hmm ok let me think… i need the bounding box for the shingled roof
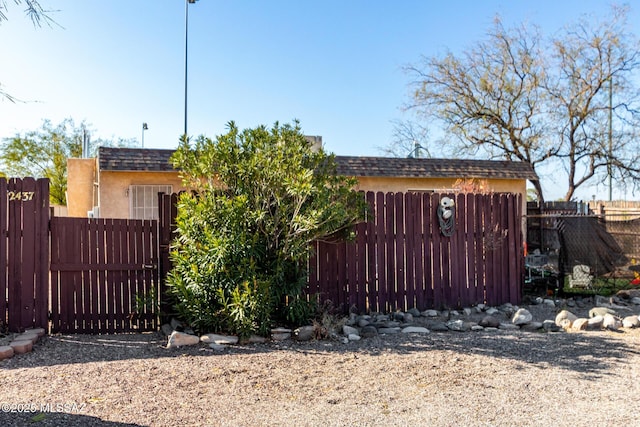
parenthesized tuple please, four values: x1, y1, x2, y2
(98, 147, 538, 180)
(334, 156, 538, 180)
(99, 147, 176, 172)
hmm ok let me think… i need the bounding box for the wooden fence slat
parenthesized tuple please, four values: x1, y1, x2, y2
(394, 193, 405, 311)
(404, 193, 416, 310)
(374, 192, 386, 313)
(0, 179, 7, 328)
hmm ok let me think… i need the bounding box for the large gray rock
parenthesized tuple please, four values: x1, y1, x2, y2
(479, 315, 500, 328)
(422, 310, 439, 317)
(166, 331, 199, 348)
(342, 325, 359, 336)
(446, 320, 471, 332)
(520, 322, 543, 332)
(408, 308, 422, 317)
(428, 322, 450, 332)
(271, 327, 292, 341)
(512, 308, 533, 325)
(360, 325, 378, 338)
(293, 326, 315, 341)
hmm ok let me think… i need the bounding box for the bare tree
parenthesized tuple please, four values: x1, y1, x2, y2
(404, 7, 640, 202)
(378, 119, 432, 158)
(546, 5, 640, 200)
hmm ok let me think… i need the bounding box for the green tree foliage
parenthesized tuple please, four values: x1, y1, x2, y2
(0, 118, 135, 204)
(1, 119, 83, 204)
(405, 6, 640, 202)
(167, 121, 366, 337)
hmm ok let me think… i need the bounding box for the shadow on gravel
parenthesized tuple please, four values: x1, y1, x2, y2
(2, 330, 638, 379)
(0, 411, 145, 427)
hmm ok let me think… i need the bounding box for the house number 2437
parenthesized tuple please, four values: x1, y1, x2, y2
(7, 191, 35, 201)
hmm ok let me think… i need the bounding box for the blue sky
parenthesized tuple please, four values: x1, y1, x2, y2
(0, 1, 637, 200)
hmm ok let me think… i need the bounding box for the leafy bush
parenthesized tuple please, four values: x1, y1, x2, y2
(166, 121, 366, 337)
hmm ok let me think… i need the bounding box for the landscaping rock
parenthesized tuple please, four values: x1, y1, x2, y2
(428, 322, 450, 332)
(587, 316, 604, 330)
(422, 310, 439, 317)
(446, 320, 471, 332)
(342, 325, 359, 336)
(555, 310, 578, 327)
(9, 340, 33, 354)
(360, 326, 378, 338)
(512, 308, 533, 325)
(408, 308, 421, 317)
(347, 334, 361, 341)
(622, 316, 640, 328)
(23, 328, 45, 337)
(571, 318, 589, 331)
(589, 307, 617, 318)
(271, 328, 292, 341)
(200, 333, 239, 345)
(542, 320, 562, 332)
(498, 323, 520, 331)
(603, 314, 622, 331)
(19, 333, 39, 344)
(520, 322, 543, 332)
(166, 331, 199, 348)
(0, 345, 14, 360)
(479, 315, 500, 328)
(161, 324, 174, 336)
(293, 326, 315, 341)
(401, 326, 430, 334)
(378, 327, 401, 334)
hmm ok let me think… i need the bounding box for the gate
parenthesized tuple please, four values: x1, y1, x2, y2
(49, 217, 160, 333)
(1, 178, 50, 333)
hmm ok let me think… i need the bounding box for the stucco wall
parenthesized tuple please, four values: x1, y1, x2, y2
(98, 171, 187, 219)
(67, 158, 97, 217)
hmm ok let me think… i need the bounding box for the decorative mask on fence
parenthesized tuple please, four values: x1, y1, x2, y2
(437, 196, 455, 237)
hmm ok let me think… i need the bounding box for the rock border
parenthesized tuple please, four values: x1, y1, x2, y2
(161, 290, 640, 350)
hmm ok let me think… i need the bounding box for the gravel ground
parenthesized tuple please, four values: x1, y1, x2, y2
(1, 302, 640, 427)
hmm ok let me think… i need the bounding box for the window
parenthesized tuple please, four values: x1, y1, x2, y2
(129, 185, 172, 220)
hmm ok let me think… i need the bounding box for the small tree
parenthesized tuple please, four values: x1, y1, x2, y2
(0, 118, 136, 204)
(167, 121, 366, 337)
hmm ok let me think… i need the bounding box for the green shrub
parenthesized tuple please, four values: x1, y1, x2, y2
(166, 121, 366, 336)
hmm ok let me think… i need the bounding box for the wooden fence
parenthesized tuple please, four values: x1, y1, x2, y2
(0, 178, 50, 332)
(2, 177, 161, 334)
(3, 181, 523, 333)
(49, 217, 160, 333)
(308, 192, 523, 313)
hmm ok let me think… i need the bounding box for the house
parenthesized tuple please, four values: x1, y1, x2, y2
(66, 146, 538, 219)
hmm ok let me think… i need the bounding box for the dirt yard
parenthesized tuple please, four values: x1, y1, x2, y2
(1, 319, 640, 427)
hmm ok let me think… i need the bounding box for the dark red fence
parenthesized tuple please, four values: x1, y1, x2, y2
(3, 183, 523, 333)
(308, 192, 523, 313)
(49, 217, 160, 333)
(1, 178, 50, 333)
